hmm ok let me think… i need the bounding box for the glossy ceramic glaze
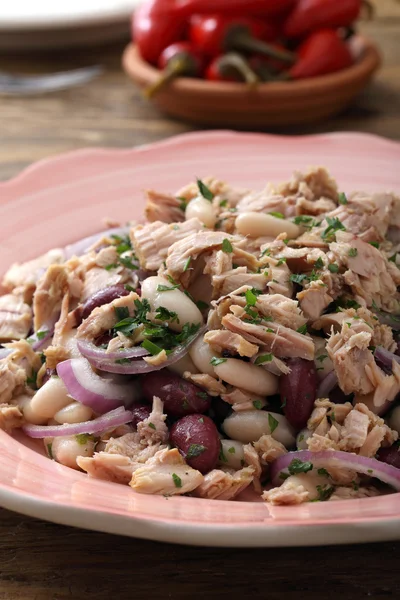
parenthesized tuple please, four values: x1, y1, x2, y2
(0, 131, 400, 546)
(122, 38, 381, 127)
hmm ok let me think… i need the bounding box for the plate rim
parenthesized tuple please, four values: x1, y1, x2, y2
(1, 130, 400, 546)
(0, 1, 141, 30)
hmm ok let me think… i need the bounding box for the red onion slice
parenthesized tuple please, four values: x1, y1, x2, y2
(77, 339, 149, 362)
(270, 450, 400, 491)
(375, 346, 400, 371)
(317, 371, 338, 398)
(22, 406, 133, 439)
(88, 325, 207, 374)
(373, 311, 400, 331)
(64, 226, 130, 259)
(57, 358, 136, 414)
(29, 327, 54, 351)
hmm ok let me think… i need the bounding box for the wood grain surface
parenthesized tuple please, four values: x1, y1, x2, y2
(1, 2, 400, 598)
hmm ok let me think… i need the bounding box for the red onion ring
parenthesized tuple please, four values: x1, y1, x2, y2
(64, 226, 130, 259)
(57, 357, 137, 413)
(77, 339, 149, 362)
(373, 311, 400, 331)
(270, 450, 400, 491)
(86, 325, 207, 374)
(317, 370, 338, 398)
(22, 406, 133, 439)
(375, 346, 400, 371)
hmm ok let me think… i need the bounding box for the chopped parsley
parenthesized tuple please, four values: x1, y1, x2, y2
(47, 443, 53, 459)
(219, 199, 228, 208)
(328, 263, 339, 273)
(197, 391, 209, 399)
(36, 330, 48, 341)
(197, 178, 214, 201)
(338, 192, 348, 205)
(321, 216, 346, 241)
(317, 354, 328, 363)
(105, 263, 119, 271)
(155, 306, 179, 324)
(221, 238, 233, 253)
(114, 306, 130, 321)
(115, 358, 131, 365)
(315, 484, 334, 501)
(75, 433, 94, 445)
(245, 288, 258, 306)
(348, 247, 358, 257)
(297, 324, 307, 335)
(270, 211, 284, 219)
(177, 196, 188, 212)
(196, 300, 209, 311)
(314, 257, 324, 269)
(228, 446, 236, 454)
(172, 473, 182, 488)
(210, 357, 227, 366)
(183, 257, 191, 272)
(288, 459, 313, 475)
(293, 215, 319, 228)
(289, 273, 309, 285)
(26, 370, 38, 389)
(186, 444, 206, 459)
(268, 413, 279, 434)
(369, 241, 380, 249)
(157, 283, 180, 292)
(253, 400, 263, 410)
(219, 445, 228, 463)
(298, 434, 304, 443)
(276, 257, 286, 266)
(141, 339, 165, 356)
(317, 468, 330, 477)
(254, 353, 274, 365)
(389, 254, 398, 263)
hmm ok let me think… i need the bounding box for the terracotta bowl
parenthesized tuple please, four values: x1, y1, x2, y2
(122, 37, 381, 128)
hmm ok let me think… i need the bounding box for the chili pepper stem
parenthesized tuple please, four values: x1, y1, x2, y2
(231, 32, 296, 64)
(144, 58, 191, 98)
(217, 53, 260, 87)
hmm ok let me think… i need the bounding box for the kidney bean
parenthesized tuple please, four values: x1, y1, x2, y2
(279, 358, 318, 430)
(376, 443, 400, 470)
(131, 404, 152, 429)
(140, 370, 211, 417)
(170, 414, 220, 474)
(81, 284, 130, 320)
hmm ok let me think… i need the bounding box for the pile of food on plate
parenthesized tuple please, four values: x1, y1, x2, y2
(133, 0, 371, 96)
(1, 166, 400, 505)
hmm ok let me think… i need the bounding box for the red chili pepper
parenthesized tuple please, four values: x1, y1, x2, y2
(189, 14, 295, 64)
(284, 0, 361, 39)
(289, 29, 353, 79)
(144, 42, 205, 97)
(148, 0, 297, 18)
(133, 1, 188, 65)
(205, 53, 259, 85)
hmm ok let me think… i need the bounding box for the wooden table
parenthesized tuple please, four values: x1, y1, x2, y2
(1, 1, 400, 598)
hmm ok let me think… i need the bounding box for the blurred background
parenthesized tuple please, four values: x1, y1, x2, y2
(0, 0, 399, 181)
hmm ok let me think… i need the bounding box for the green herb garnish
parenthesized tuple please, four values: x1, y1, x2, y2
(197, 178, 214, 201)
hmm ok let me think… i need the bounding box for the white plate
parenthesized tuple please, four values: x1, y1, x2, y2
(0, 0, 142, 50)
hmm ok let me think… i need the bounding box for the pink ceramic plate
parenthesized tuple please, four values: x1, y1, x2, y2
(1, 131, 400, 547)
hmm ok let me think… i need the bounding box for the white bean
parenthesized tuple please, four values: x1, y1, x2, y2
(16, 394, 48, 425)
(213, 358, 278, 397)
(168, 353, 199, 377)
(51, 435, 95, 470)
(280, 473, 328, 499)
(30, 377, 72, 419)
(54, 401, 93, 425)
(141, 276, 203, 333)
(189, 334, 219, 377)
(223, 410, 296, 447)
(389, 406, 400, 434)
(185, 196, 217, 228)
(218, 439, 245, 470)
(296, 428, 312, 450)
(236, 212, 300, 239)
